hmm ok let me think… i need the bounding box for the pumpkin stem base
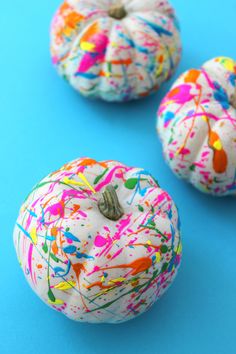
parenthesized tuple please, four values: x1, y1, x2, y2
(230, 91, 236, 110)
(98, 185, 124, 221)
(108, 6, 127, 20)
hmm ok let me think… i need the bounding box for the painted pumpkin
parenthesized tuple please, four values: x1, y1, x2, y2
(50, 0, 181, 102)
(14, 157, 182, 323)
(157, 57, 236, 196)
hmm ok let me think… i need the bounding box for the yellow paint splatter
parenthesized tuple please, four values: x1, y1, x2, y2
(54, 281, 76, 291)
(78, 173, 96, 193)
(156, 64, 163, 76)
(30, 227, 37, 245)
(155, 252, 161, 263)
(176, 243, 182, 255)
(63, 177, 84, 186)
(48, 298, 64, 305)
(216, 57, 235, 72)
(63, 174, 95, 193)
(213, 139, 222, 151)
(108, 277, 126, 285)
(80, 41, 95, 52)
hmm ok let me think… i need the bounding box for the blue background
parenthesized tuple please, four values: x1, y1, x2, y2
(1, 1, 236, 353)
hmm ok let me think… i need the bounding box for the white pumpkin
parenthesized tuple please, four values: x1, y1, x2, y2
(50, 0, 181, 102)
(157, 57, 236, 196)
(14, 157, 182, 323)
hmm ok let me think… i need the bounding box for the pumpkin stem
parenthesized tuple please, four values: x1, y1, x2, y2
(230, 90, 236, 110)
(98, 185, 124, 221)
(108, 6, 127, 20)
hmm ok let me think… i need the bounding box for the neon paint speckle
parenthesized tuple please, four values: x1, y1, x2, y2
(13, 158, 182, 323)
(50, 0, 182, 102)
(157, 57, 236, 196)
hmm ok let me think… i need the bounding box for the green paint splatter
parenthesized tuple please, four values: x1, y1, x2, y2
(149, 220, 156, 227)
(151, 175, 160, 187)
(124, 178, 139, 189)
(42, 242, 48, 254)
(138, 205, 144, 212)
(94, 168, 109, 185)
(50, 253, 59, 263)
(48, 288, 56, 303)
(107, 62, 112, 73)
(161, 263, 168, 272)
(160, 245, 168, 254)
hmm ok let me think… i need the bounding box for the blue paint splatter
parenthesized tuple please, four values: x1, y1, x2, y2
(137, 16, 173, 37)
(164, 111, 175, 127)
(63, 231, 80, 242)
(63, 245, 77, 254)
(76, 252, 94, 260)
(213, 81, 230, 109)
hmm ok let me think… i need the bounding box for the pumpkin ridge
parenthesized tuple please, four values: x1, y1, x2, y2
(123, 16, 167, 95)
(95, 19, 115, 97)
(168, 103, 230, 182)
(120, 19, 142, 97)
(125, 1, 176, 20)
(133, 13, 180, 76)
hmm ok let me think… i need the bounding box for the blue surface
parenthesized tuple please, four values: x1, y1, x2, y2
(1, 1, 236, 353)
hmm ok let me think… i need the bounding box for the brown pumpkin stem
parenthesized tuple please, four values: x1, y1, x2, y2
(108, 6, 127, 20)
(98, 185, 124, 221)
(230, 90, 236, 110)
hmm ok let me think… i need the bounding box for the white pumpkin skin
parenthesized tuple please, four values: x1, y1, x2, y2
(14, 158, 181, 324)
(50, 0, 181, 102)
(157, 57, 236, 196)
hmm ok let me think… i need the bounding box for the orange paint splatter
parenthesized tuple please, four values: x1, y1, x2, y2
(57, 3, 85, 39)
(80, 22, 99, 43)
(59, 2, 71, 14)
(52, 241, 59, 255)
(78, 158, 107, 168)
(71, 262, 89, 312)
(71, 204, 80, 216)
(51, 227, 58, 237)
(208, 131, 228, 173)
(73, 204, 80, 211)
(64, 12, 84, 30)
(86, 281, 112, 290)
(184, 69, 201, 84)
(110, 58, 132, 66)
(98, 257, 152, 276)
(72, 263, 85, 279)
(158, 54, 164, 63)
(129, 243, 159, 250)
